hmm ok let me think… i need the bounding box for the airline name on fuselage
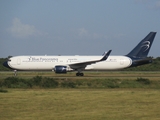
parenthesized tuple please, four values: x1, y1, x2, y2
(28, 57, 58, 62)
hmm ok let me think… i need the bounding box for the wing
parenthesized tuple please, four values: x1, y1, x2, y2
(69, 50, 112, 70)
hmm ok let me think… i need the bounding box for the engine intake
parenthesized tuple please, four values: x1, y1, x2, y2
(54, 66, 67, 74)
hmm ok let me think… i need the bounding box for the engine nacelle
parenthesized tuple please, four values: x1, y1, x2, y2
(54, 65, 73, 74)
(54, 66, 67, 73)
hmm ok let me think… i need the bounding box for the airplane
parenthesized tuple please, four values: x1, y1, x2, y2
(3, 32, 156, 76)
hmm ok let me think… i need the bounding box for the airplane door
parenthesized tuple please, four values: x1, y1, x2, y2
(17, 58, 21, 65)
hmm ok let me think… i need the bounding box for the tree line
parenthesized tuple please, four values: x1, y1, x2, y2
(124, 57, 160, 71)
(0, 58, 10, 71)
(0, 57, 160, 71)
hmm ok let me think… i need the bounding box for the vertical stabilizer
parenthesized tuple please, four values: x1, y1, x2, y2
(127, 32, 156, 58)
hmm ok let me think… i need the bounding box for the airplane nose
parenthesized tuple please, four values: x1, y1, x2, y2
(3, 61, 11, 69)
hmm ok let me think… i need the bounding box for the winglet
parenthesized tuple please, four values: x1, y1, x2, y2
(100, 50, 112, 61)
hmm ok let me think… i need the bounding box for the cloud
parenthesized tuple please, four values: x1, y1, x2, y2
(77, 28, 108, 40)
(113, 33, 126, 39)
(135, 0, 160, 10)
(155, 1, 160, 9)
(8, 18, 43, 38)
(78, 28, 88, 37)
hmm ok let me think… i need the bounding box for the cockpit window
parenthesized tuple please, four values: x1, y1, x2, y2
(8, 59, 11, 62)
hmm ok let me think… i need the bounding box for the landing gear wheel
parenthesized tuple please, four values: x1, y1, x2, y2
(76, 73, 84, 76)
(76, 73, 79, 76)
(80, 73, 84, 76)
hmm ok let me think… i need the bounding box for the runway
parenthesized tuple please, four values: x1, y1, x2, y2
(1, 71, 160, 80)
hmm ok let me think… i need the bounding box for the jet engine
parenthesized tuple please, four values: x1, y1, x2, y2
(54, 65, 73, 74)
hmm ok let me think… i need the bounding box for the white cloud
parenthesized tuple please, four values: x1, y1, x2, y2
(8, 18, 43, 38)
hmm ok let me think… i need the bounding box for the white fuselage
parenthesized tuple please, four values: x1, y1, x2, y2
(7, 55, 132, 71)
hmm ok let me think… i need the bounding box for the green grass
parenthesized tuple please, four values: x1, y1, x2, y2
(0, 71, 160, 119)
(0, 89, 160, 120)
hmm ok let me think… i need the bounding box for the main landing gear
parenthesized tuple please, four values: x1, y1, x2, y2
(76, 72, 84, 76)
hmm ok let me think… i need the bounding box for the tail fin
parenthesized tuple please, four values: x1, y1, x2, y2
(127, 32, 156, 58)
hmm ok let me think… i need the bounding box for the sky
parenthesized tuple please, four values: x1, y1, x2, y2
(0, 0, 160, 58)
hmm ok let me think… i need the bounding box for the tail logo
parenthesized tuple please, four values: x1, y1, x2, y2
(141, 41, 150, 52)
